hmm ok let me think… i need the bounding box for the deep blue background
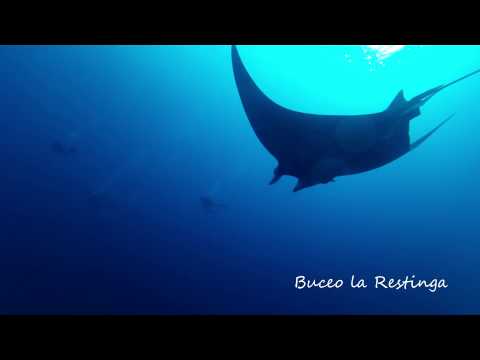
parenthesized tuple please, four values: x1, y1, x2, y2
(1, 45, 480, 314)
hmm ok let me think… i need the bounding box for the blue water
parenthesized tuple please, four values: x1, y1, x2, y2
(1, 45, 480, 315)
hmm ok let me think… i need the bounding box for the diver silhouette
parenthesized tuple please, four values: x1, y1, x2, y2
(51, 141, 77, 155)
(200, 196, 227, 213)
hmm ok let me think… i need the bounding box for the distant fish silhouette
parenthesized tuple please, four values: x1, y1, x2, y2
(51, 141, 77, 155)
(200, 196, 227, 213)
(232, 45, 480, 192)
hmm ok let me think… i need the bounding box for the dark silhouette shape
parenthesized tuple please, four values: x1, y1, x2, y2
(51, 141, 77, 155)
(200, 196, 226, 213)
(88, 192, 116, 210)
(232, 45, 480, 192)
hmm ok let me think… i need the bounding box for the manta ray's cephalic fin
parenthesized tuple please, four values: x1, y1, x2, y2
(410, 114, 455, 152)
(269, 165, 283, 185)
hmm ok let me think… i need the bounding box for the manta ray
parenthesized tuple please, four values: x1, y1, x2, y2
(231, 45, 480, 192)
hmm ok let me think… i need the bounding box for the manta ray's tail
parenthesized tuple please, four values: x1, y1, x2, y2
(441, 68, 480, 92)
(410, 114, 455, 152)
(412, 68, 480, 106)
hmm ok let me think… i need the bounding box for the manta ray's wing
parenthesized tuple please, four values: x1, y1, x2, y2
(231, 45, 374, 175)
(343, 115, 452, 176)
(232, 46, 331, 159)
